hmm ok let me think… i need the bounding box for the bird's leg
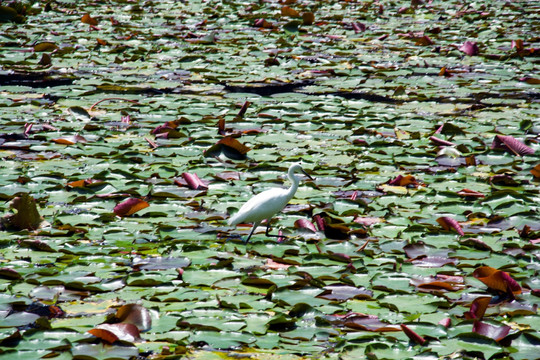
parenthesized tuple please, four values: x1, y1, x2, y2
(244, 222, 259, 244)
(265, 220, 290, 241)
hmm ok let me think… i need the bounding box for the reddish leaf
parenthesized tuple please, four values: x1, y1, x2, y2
(511, 39, 524, 52)
(430, 136, 456, 146)
(253, 18, 275, 29)
(213, 171, 240, 181)
(237, 101, 251, 118)
(531, 164, 540, 179)
(473, 266, 521, 295)
(81, 13, 98, 26)
(312, 214, 326, 231)
(52, 135, 87, 145)
(387, 175, 423, 188)
(464, 296, 491, 320)
(411, 275, 465, 292)
(353, 216, 383, 226)
(116, 304, 151, 332)
(263, 258, 291, 270)
(472, 321, 510, 342)
(351, 22, 366, 33)
(400, 324, 426, 345)
(437, 216, 464, 236)
(114, 198, 149, 217)
(412, 256, 458, 268)
(456, 188, 485, 198)
(88, 323, 140, 344)
(302, 12, 315, 25)
(317, 285, 372, 301)
(181, 173, 208, 190)
(151, 119, 186, 139)
(67, 178, 103, 188)
(459, 41, 479, 56)
(491, 135, 534, 156)
(219, 137, 250, 154)
(0, 268, 22, 280)
(343, 314, 400, 332)
(281, 5, 300, 17)
(520, 77, 540, 85)
(438, 318, 451, 328)
(294, 219, 317, 233)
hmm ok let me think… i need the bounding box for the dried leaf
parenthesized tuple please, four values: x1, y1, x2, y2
(114, 198, 149, 217)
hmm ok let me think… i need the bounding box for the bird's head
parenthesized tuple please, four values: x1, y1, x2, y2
(289, 163, 314, 180)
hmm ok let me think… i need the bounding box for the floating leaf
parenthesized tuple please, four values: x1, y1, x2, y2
(302, 12, 315, 25)
(400, 324, 427, 345)
(531, 164, 540, 179)
(281, 6, 300, 17)
(456, 189, 485, 198)
(437, 216, 465, 236)
(34, 42, 58, 52)
(81, 13, 98, 26)
(88, 323, 140, 344)
(342, 314, 400, 332)
(472, 321, 510, 342)
(464, 296, 491, 320)
(52, 134, 88, 145)
(2, 193, 45, 230)
(115, 304, 152, 332)
(387, 175, 424, 188)
(472, 266, 521, 295)
(294, 219, 317, 233)
(180, 173, 208, 190)
(114, 198, 149, 217)
(491, 135, 534, 156)
(316, 285, 372, 301)
(459, 41, 479, 56)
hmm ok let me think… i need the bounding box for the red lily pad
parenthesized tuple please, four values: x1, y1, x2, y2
(401, 324, 427, 345)
(472, 266, 521, 295)
(88, 323, 141, 344)
(459, 41, 479, 56)
(491, 135, 534, 156)
(437, 216, 465, 235)
(464, 296, 491, 320)
(472, 321, 510, 342)
(113, 198, 149, 217)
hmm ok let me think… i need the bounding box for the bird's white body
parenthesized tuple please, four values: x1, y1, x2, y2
(228, 163, 310, 243)
(228, 187, 295, 226)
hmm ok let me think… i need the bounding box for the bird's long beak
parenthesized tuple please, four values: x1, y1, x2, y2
(301, 169, 314, 181)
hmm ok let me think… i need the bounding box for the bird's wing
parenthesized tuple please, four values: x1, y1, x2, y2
(228, 188, 289, 225)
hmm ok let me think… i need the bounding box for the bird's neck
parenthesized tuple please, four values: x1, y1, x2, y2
(286, 171, 300, 200)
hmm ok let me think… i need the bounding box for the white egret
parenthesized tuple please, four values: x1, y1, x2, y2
(228, 163, 313, 243)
